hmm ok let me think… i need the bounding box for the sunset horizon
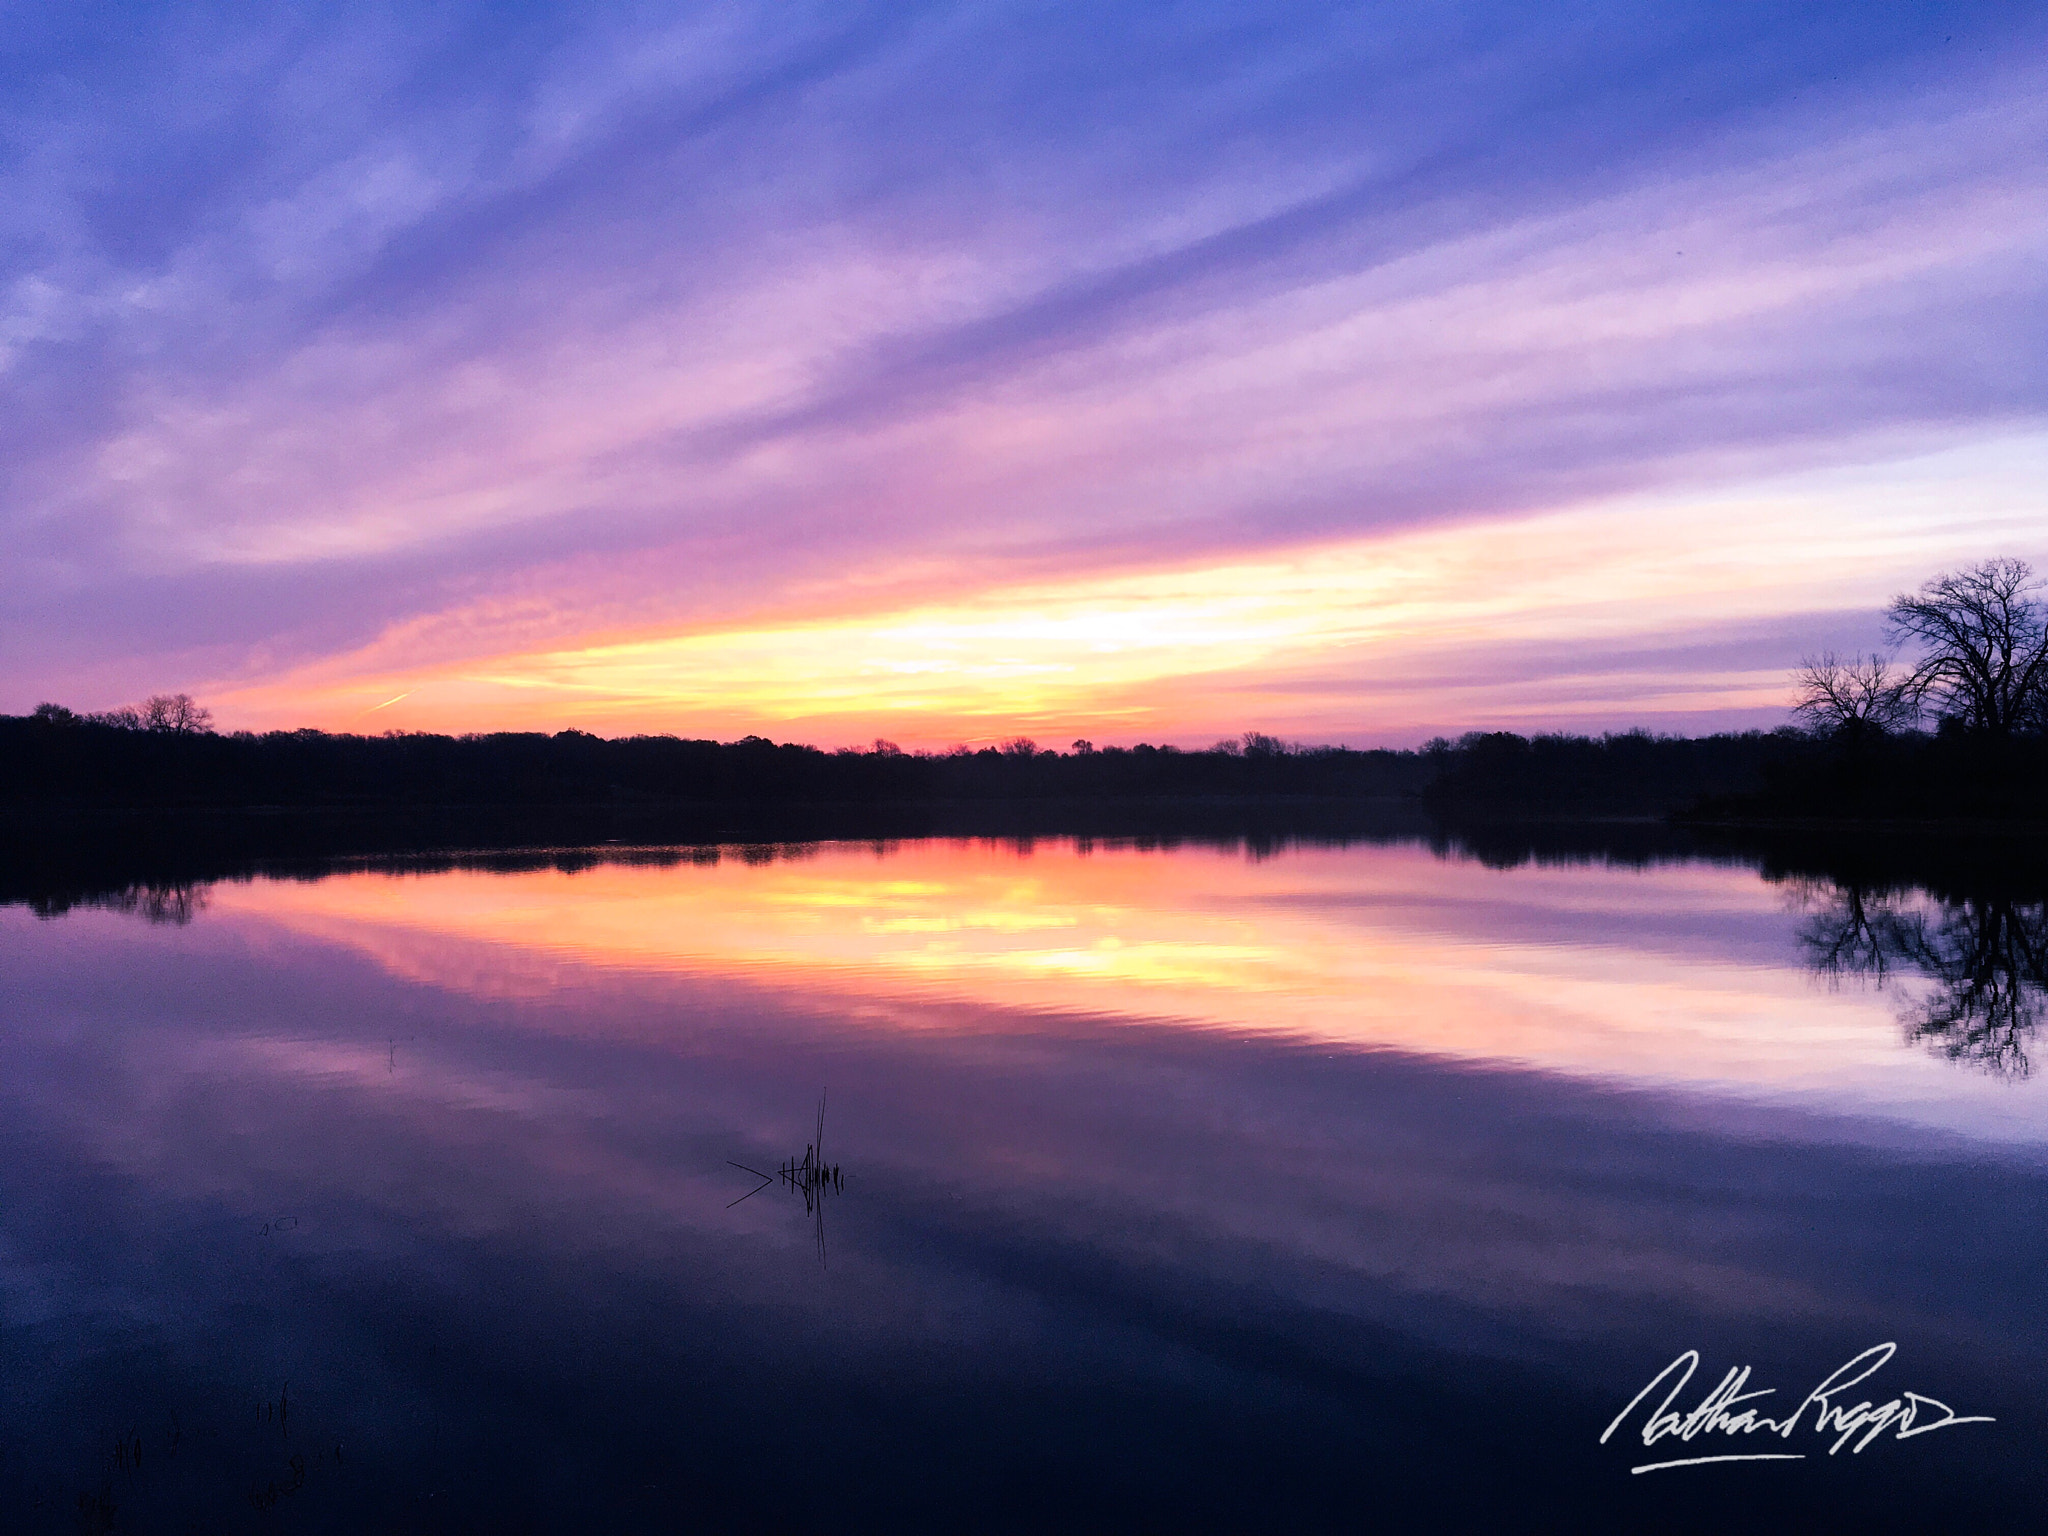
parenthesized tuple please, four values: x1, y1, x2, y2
(6, 8, 2048, 1525)
(9, 5, 2044, 746)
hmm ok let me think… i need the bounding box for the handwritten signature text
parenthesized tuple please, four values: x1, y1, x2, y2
(1600, 1344, 1992, 1474)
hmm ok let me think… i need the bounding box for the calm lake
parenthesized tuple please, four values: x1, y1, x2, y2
(3, 832, 2044, 1531)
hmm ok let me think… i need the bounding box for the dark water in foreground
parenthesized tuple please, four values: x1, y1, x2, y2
(2, 835, 2044, 1531)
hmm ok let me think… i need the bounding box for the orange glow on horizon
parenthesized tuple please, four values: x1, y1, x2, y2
(198, 436, 2048, 745)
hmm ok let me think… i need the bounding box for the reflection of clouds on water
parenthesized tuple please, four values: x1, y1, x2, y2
(172, 840, 2048, 1140)
(5, 840, 2048, 1526)
(1797, 881, 2048, 1079)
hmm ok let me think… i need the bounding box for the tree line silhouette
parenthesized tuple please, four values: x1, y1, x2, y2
(0, 721, 1438, 810)
(4, 707, 1852, 826)
(6, 559, 2042, 825)
(0, 707, 2021, 823)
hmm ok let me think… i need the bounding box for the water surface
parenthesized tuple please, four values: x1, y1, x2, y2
(3, 835, 2043, 1530)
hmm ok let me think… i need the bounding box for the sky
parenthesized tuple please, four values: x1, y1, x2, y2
(4, 1, 2045, 747)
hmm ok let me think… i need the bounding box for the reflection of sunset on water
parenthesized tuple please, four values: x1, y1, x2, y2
(204, 841, 2048, 1140)
(8, 835, 2048, 1531)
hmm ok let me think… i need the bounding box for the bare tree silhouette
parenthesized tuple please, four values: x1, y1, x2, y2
(80, 693, 214, 733)
(1886, 558, 2048, 738)
(1790, 652, 1917, 738)
(139, 694, 214, 734)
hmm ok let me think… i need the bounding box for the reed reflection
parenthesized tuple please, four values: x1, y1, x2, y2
(728, 1092, 842, 1265)
(1798, 881, 2048, 1078)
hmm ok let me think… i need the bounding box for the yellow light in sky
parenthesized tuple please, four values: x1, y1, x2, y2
(207, 434, 2048, 741)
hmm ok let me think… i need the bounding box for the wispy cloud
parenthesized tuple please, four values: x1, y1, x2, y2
(206, 434, 2048, 743)
(6, 2, 2045, 731)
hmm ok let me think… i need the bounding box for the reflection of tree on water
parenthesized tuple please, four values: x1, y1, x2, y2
(100, 882, 209, 925)
(1797, 881, 2048, 1077)
(28, 881, 210, 924)
(1894, 897, 2048, 1077)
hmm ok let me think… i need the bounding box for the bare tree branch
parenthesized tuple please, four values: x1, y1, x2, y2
(139, 694, 214, 734)
(1790, 651, 1917, 737)
(1885, 558, 2048, 738)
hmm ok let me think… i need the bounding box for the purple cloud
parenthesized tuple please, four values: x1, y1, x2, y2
(4, 2, 2045, 726)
